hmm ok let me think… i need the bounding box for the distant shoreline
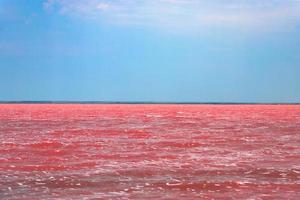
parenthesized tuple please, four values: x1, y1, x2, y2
(0, 101, 299, 105)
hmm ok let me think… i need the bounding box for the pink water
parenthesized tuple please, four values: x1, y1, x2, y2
(0, 104, 300, 199)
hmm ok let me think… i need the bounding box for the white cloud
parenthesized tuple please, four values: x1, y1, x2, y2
(96, 2, 109, 10)
(43, 0, 300, 31)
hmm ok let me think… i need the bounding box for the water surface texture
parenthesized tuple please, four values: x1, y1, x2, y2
(0, 104, 300, 199)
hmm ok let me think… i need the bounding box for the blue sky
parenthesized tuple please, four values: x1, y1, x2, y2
(0, 0, 300, 102)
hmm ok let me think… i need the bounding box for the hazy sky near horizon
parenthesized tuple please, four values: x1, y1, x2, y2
(1, 0, 300, 102)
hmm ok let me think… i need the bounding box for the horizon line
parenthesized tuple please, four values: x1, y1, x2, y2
(0, 101, 300, 105)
